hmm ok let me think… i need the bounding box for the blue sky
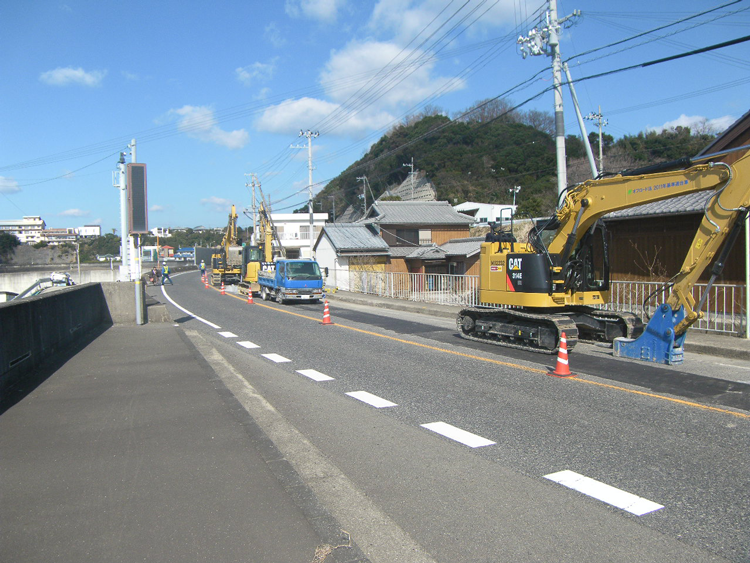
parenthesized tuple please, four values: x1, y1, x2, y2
(2, 0, 748, 234)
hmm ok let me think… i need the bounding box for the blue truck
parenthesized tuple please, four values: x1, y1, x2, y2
(257, 259, 324, 304)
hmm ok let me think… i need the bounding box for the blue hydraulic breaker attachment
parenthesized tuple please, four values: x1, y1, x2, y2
(613, 304, 687, 365)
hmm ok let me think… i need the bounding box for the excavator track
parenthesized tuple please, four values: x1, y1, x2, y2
(456, 307, 579, 354)
(565, 306, 644, 344)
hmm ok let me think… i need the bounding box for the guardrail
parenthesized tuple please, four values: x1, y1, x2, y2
(326, 269, 747, 337)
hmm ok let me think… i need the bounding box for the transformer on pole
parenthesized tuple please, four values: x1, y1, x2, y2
(517, 0, 581, 197)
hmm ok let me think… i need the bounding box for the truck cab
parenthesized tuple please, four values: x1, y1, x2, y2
(257, 259, 324, 304)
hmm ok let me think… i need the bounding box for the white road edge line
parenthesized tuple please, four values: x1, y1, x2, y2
(297, 369, 334, 382)
(262, 353, 291, 363)
(346, 391, 397, 408)
(160, 285, 220, 329)
(218, 331, 238, 338)
(421, 422, 495, 448)
(237, 341, 260, 349)
(544, 470, 664, 516)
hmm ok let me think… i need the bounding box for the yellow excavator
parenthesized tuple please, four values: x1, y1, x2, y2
(238, 194, 286, 296)
(457, 148, 750, 364)
(210, 205, 243, 286)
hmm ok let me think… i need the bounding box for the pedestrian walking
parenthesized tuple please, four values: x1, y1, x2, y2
(161, 263, 173, 285)
(200, 259, 206, 277)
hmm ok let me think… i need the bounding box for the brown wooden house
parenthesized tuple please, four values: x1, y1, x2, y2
(604, 110, 749, 283)
(360, 201, 476, 274)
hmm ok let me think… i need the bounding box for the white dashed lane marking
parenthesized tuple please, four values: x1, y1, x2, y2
(544, 470, 664, 516)
(297, 369, 334, 382)
(421, 422, 495, 448)
(218, 331, 238, 338)
(237, 341, 260, 349)
(262, 353, 292, 363)
(346, 391, 397, 408)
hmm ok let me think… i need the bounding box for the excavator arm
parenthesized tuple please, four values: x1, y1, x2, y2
(606, 151, 750, 363)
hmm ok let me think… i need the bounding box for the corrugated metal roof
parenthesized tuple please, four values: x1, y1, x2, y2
(439, 236, 484, 257)
(321, 223, 390, 252)
(364, 201, 475, 225)
(605, 191, 712, 220)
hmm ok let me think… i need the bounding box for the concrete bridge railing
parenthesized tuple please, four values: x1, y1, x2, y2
(0, 282, 147, 399)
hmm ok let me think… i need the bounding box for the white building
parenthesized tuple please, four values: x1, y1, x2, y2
(150, 227, 172, 238)
(0, 216, 46, 244)
(268, 213, 328, 259)
(453, 202, 516, 226)
(75, 225, 102, 238)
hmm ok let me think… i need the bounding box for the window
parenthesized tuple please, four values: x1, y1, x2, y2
(418, 229, 431, 245)
(395, 229, 419, 246)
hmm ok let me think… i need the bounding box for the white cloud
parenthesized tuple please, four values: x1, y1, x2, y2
(321, 40, 463, 106)
(256, 97, 394, 136)
(121, 71, 140, 81)
(264, 22, 287, 48)
(150, 205, 166, 212)
(200, 196, 235, 213)
(169, 105, 249, 149)
(0, 176, 20, 194)
(59, 208, 89, 217)
(254, 87, 272, 100)
(39, 66, 106, 87)
(649, 114, 735, 135)
(236, 59, 277, 87)
(285, 0, 345, 22)
(255, 38, 464, 137)
(369, 0, 516, 43)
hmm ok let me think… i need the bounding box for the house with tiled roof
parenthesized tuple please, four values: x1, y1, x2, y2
(314, 201, 483, 282)
(314, 223, 390, 290)
(360, 201, 476, 274)
(603, 110, 749, 282)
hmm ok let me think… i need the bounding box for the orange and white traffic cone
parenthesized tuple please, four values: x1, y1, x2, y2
(321, 299, 333, 325)
(221, 281, 226, 295)
(548, 332, 575, 377)
(204, 277, 209, 289)
(247, 292, 254, 304)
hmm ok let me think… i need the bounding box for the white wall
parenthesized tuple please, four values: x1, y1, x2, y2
(314, 236, 349, 290)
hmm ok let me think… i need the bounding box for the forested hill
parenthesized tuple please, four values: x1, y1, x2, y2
(313, 103, 718, 219)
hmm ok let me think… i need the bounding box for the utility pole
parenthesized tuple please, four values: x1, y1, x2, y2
(585, 106, 608, 173)
(402, 157, 415, 199)
(509, 186, 521, 217)
(356, 176, 369, 215)
(518, 0, 580, 197)
(245, 173, 258, 245)
(292, 130, 319, 257)
(328, 195, 336, 223)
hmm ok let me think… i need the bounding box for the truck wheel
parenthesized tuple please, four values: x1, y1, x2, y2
(262, 287, 270, 301)
(276, 291, 284, 304)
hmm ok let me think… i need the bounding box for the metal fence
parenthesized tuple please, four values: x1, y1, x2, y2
(605, 280, 747, 336)
(326, 269, 747, 337)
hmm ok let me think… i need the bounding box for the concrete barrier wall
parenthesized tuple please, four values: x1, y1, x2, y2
(0, 269, 119, 293)
(0, 282, 145, 398)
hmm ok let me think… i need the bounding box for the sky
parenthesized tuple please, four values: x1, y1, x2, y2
(1, 0, 749, 234)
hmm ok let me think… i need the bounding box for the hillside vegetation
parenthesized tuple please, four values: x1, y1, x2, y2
(314, 99, 718, 219)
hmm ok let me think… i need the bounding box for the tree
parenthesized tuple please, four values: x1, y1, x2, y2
(0, 232, 21, 262)
(455, 97, 519, 124)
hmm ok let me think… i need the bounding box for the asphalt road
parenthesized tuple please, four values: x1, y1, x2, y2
(153, 271, 749, 563)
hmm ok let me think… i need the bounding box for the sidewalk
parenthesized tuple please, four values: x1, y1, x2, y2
(0, 323, 363, 563)
(326, 290, 750, 361)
